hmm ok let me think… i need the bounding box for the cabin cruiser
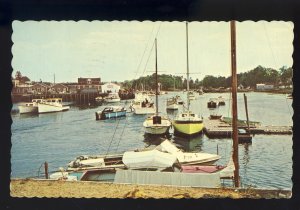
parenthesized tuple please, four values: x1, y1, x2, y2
(37, 98, 70, 113)
(18, 98, 43, 114)
(166, 97, 179, 110)
(130, 93, 155, 115)
(95, 106, 126, 120)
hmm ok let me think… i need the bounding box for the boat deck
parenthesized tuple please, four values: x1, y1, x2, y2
(203, 118, 292, 138)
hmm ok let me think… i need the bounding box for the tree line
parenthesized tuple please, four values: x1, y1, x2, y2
(121, 65, 292, 90)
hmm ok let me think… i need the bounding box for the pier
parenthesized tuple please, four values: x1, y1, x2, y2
(10, 179, 291, 199)
(203, 118, 292, 138)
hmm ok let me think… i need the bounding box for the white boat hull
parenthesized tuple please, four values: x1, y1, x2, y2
(143, 117, 171, 135)
(105, 98, 121, 103)
(166, 103, 179, 110)
(18, 105, 38, 114)
(38, 103, 70, 113)
(144, 125, 170, 135)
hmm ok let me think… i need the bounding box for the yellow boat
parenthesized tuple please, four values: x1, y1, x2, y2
(173, 23, 204, 136)
(173, 111, 204, 135)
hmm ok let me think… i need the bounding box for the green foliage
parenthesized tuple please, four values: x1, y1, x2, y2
(121, 65, 292, 90)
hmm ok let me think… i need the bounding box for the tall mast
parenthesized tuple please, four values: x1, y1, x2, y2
(186, 21, 190, 110)
(155, 38, 158, 115)
(230, 20, 240, 188)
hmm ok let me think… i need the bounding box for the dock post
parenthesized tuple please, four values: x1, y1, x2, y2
(44, 161, 49, 179)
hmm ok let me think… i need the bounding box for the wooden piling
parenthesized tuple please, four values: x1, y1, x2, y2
(44, 162, 49, 179)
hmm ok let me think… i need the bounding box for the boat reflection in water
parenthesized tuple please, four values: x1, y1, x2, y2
(143, 133, 172, 147)
(173, 134, 204, 152)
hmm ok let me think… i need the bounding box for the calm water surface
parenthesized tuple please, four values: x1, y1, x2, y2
(11, 92, 293, 189)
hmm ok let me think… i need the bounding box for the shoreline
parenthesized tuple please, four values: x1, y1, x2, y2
(10, 178, 292, 199)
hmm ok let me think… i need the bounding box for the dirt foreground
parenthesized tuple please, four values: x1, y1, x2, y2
(10, 179, 291, 199)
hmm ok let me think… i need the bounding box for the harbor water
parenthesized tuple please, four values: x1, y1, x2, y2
(11, 92, 293, 189)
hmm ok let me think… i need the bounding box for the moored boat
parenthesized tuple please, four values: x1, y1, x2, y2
(143, 115, 171, 135)
(166, 97, 179, 110)
(95, 106, 126, 120)
(157, 139, 220, 165)
(175, 95, 184, 105)
(218, 96, 226, 106)
(187, 91, 196, 100)
(18, 98, 43, 114)
(173, 111, 204, 136)
(104, 93, 121, 103)
(130, 93, 155, 115)
(172, 22, 204, 136)
(207, 98, 218, 109)
(37, 98, 70, 113)
(142, 38, 171, 135)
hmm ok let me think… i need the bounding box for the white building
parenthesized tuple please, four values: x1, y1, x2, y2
(256, 83, 274, 90)
(101, 82, 121, 93)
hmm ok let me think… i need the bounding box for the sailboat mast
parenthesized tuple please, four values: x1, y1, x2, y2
(155, 38, 158, 115)
(230, 20, 240, 188)
(186, 21, 190, 110)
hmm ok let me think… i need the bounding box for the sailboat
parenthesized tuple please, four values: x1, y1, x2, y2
(143, 38, 171, 135)
(172, 22, 204, 136)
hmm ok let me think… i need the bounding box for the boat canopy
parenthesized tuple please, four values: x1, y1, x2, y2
(158, 140, 182, 154)
(122, 150, 178, 170)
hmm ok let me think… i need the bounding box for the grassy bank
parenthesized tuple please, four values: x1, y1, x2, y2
(10, 179, 291, 199)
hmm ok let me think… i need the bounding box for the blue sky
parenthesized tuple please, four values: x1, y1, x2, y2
(12, 21, 293, 83)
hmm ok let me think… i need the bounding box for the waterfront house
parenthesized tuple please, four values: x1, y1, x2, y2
(31, 83, 51, 94)
(52, 83, 69, 94)
(101, 82, 121, 93)
(12, 84, 33, 94)
(77, 77, 102, 93)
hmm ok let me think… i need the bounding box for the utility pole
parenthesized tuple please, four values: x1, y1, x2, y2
(230, 20, 240, 188)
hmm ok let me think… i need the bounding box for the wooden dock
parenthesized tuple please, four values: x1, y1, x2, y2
(203, 118, 292, 138)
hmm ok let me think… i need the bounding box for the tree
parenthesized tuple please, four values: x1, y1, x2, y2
(15, 71, 22, 80)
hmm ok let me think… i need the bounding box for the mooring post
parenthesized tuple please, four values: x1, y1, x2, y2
(44, 161, 49, 179)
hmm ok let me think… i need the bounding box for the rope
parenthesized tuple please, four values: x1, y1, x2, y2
(105, 117, 122, 156)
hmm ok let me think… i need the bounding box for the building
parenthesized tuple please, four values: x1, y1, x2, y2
(51, 83, 69, 93)
(101, 82, 121, 93)
(78, 78, 101, 85)
(12, 84, 33, 94)
(256, 83, 274, 90)
(31, 83, 51, 94)
(74, 77, 102, 93)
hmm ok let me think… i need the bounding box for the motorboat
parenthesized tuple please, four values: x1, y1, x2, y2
(166, 97, 179, 110)
(130, 92, 155, 115)
(207, 98, 218, 109)
(187, 91, 196, 100)
(175, 95, 184, 105)
(67, 153, 124, 171)
(157, 139, 221, 165)
(95, 106, 126, 120)
(37, 98, 70, 113)
(218, 96, 226, 106)
(18, 98, 43, 114)
(104, 93, 121, 103)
